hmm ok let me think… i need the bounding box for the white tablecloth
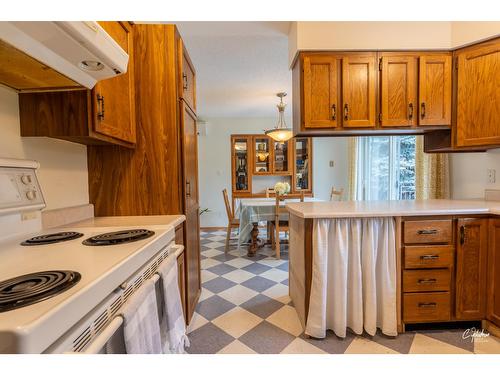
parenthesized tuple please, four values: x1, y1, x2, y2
(237, 197, 320, 247)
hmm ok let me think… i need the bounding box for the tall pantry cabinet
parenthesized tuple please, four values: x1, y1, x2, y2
(87, 24, 201, 323)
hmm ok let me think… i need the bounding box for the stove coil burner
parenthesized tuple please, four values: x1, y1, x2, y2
(21, 232, 84, 246)
(82, 229, 155, 246)
(0, 271, 81, 313)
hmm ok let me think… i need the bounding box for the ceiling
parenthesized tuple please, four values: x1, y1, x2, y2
(175, 22, 292, 119)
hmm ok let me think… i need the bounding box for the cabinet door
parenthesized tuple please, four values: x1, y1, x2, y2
(92, 22, 136, 143)
(231, 136, 252, 193)
(456, 39, 500, 147)
(488, 219, 500, 326)
(182, 103, 199, 210)
(179, 39, 196, 113)
(342, 56, 377, 127)
(184, 208, 200, 324)
(303, 55, 338, 128)
(272, 139, 292, 175)
(380, 56, 417, 127)
(418, 55, 451, 126)
(253, 136, 272, 175)
(455, 218, 488, 320)
(292, 138, 312, 193)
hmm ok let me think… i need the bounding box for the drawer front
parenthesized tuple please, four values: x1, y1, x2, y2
(403, 292, 450, 322)
(404, 245, 454, 269)
(403, 269, 451, 293)
(404, 220, 452, 244)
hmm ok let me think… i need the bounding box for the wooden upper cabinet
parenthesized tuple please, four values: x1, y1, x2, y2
(380, 56, 417, 127)
(455, 38, 500, 147)
(418, 55, 451, 126)
(303, 55, 338, 128)
(342, 55, 377, 127)
(179, 39, 196, 113)
(93, 21, 136, 144)
(455, 218, 488, 320)
(488, 219, 500, 327)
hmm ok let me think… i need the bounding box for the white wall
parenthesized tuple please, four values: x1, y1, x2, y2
(289, 21, 500, 66)
(0, 86, 89, 210)
(450, 150, 500, 199)
(197, 117, 349, 227)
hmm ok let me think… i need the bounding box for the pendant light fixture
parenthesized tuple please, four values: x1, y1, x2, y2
(265, 92, 293, 143)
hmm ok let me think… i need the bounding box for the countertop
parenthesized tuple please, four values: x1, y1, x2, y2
(286, 199, 500, 219)
(65, 215, 186, 229)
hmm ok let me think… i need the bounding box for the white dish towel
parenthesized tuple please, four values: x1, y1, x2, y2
(157, 254, 190, 354)
(121, 278, 163, 354)
(306, 217, 397, 339)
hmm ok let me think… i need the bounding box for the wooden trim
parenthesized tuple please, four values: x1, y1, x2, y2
(200, 226, 228, 231)
(395, 217, 404, 333)
(304, 218, 313, 323)
(482, 319, 500, 339)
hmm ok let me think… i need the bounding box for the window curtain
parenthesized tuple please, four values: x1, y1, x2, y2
(415, 136, 450, 199)
(347, 138, 359, 201)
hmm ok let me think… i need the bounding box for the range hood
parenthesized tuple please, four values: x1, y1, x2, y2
(0, 21, 129, 91)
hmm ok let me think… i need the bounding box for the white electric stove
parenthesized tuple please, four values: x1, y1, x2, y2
(0, 158, 185, 353)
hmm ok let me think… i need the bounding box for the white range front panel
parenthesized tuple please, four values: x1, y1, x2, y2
(0, 225, 175, 353)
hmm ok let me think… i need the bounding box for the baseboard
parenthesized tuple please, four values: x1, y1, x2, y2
(482, 320, 500, 339)
(200, 226, 227, 231)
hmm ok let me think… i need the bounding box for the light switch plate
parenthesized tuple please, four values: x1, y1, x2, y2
(329, 161, 335, 167)
(488, 169, 496, 184)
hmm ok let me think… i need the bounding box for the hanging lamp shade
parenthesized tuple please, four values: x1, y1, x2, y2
(265, 92, 293, 142)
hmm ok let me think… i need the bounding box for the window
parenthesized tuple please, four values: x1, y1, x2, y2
(355, 136, 416, 201)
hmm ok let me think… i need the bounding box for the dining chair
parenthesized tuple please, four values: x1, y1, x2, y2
(222, 189, 239, 253)
(330, 186, 344, 201)
(270, 191, 304, 259)
(265, 188, 275, 198)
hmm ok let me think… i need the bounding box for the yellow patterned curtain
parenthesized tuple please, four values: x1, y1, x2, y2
(415, 136, 450, 199)
(347, 138, 358, 201)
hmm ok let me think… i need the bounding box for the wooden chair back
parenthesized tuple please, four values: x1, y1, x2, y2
(330, 187, 344, 201)
(222, 189, 234, 221)
(265, 188, 275, 198)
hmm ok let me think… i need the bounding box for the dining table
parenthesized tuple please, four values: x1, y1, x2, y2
(236, 196, 321, 257)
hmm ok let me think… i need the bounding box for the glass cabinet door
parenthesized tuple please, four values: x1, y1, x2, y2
(253, 137, 271, 174)
(233, 137, 250, 192)
(272, 140, 290, 174)
(294, 138, 310, 191)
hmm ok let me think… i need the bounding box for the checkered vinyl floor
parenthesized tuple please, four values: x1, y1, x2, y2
(186, 229, 500, 354)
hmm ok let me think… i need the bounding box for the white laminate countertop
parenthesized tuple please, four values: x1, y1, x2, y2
(65, 215, 186, 229)
(286, 199, 500, 219)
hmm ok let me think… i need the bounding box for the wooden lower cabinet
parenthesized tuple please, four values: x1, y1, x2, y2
(401, 216, 489, 327)
(455, 218, 488, 320)
(487, 219, 500, 326)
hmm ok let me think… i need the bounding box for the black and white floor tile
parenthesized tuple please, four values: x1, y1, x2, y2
(187, 229, 500, 354)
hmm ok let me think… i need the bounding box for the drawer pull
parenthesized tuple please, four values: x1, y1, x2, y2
(418, 278, 437, 284)
(417, 229, 438, 235)
(420, 254, 439, 261)
(418, 302, 437, 308)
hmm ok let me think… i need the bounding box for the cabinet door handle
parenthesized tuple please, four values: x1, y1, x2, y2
(408, 103, 413, 120)
(183, 73, 188, 90)
(420, 254, 439, 261)
(331, 104, 336, 120)
(418, 302, 437, 308)
(186, 181, 191, 197)
(420, 102, 426, 119)
(418, 278, 437, 284)
(344, 104, 349, 121)
(97, 94, 105, 120)
(417, 229, 438, 235)
(459, 225, 466, 245)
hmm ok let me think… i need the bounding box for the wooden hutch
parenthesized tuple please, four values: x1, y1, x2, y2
(230, 134, 313, 206)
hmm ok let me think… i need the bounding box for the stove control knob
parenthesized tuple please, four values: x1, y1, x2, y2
(26, 190, 37, 200)
(21, 174, 32, 185)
